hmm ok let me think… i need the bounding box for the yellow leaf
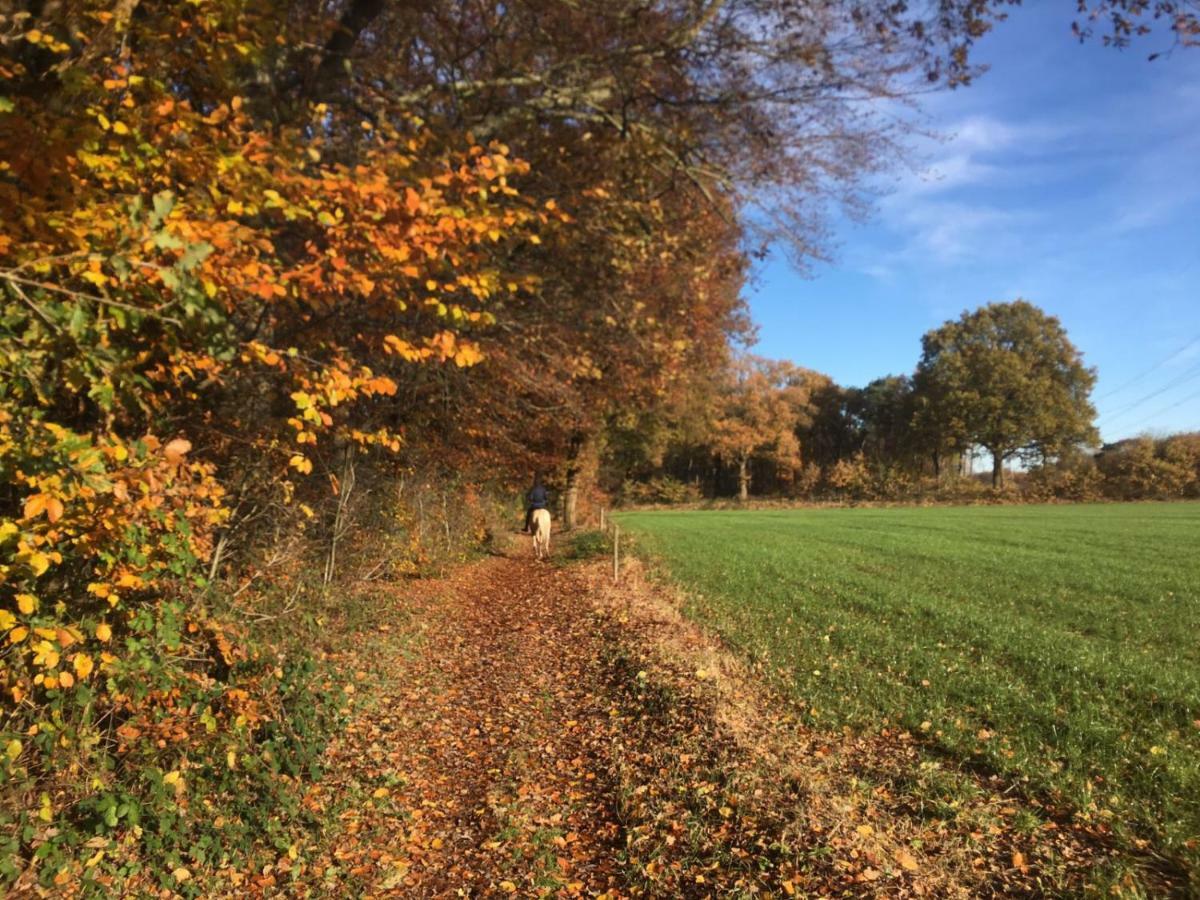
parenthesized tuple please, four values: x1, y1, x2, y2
(1012, 851, 1026, 869)
(896, 850, 919, 872)
(81, 269, 108, 288)
(111, 121, 129, 135)
(24, 551, 51, 577)
(0, 611, 14, 631)
(16, 594, 37, 615)
(499, 881, 517, 894)
(373, 787, 390, 798)
(58, 670, 75, 689)
(856, 824, 874, 837)
(173, 867, 191, 883)
(32, 640, 59, 669)
(73, 653, 94, 679)
(95, 622, 112, 642)
(289, 454, 313, 475)
(9, 626, 28, 644)
(5, 739, 21, 761)
(227, 750, 237, 769)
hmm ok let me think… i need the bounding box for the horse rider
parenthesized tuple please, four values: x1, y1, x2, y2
(523, 475, 549, 534)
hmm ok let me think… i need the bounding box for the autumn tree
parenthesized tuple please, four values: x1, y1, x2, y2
(913, 301, 1099, 489)
(267, 0, 1031, 512)
(0, 2, 554, 884)
(1070, 1, 1200, 51)
(710, 357, 820, 500)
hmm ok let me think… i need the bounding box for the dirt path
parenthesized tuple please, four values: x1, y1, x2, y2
(297, 550, 627, 897)
(276, 543, 1143, 898)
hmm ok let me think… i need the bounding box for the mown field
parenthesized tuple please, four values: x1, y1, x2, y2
(617, 503, 1200, 882)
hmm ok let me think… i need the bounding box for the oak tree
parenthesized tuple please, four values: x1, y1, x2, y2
(913, 301, 1099, 488)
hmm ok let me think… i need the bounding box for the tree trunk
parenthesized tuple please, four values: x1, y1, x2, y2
(932, 450, 941, 480)
(992, 450, 1004, 489)
(563, 432, 586, 531)
(738, 457, 750, 501)
(310, 0, 388, 98)
(324, 445, 356, 586)
(564, 470, 578, 531)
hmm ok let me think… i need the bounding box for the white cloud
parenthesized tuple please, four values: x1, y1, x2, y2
(950, 114, 1021, 150)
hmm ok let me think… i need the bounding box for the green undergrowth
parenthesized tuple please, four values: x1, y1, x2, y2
(559, 528, 613, 562)
(1, 480, 509, 895)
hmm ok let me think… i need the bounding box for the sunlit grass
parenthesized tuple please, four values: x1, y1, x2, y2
(618, 502, 1200, 880)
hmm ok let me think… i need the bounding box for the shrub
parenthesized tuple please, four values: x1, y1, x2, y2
(1026, 449, 1104, 501)
(620, 476, 702, 506)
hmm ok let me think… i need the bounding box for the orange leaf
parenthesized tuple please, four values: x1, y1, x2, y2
(164, 438, 192, 464)
(45, 497, 64, 523)
(23, 494, 46, 520)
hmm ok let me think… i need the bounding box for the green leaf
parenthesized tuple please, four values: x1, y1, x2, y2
(153, 231, 184, 251)
(179, 242, 214, 271)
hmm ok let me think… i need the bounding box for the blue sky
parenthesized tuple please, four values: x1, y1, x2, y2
(746, 4, 1200, 443)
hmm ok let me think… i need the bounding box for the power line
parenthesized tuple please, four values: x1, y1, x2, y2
(1117, 386, 1200, 435)
(1098, 358, 1200, 426)
(1094, 332, 1200, 401)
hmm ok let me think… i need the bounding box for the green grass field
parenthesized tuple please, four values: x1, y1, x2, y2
(618, 503, 1200, 880)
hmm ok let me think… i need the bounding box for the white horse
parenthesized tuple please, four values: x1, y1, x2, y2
(531, 508, 551, 560)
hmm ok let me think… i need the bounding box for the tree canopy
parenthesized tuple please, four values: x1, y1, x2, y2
(912, 301, 1098, 487)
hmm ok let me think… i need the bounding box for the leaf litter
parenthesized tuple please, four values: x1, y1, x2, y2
(269, 546, 1170, 897)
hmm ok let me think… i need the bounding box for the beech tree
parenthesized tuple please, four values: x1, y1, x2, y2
(710, 357, 819, 500)
(914, 301, 1099, 488)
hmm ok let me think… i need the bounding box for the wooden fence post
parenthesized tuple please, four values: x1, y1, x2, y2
(612, 523, 620, 584)
(599, 507, 606, 532)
